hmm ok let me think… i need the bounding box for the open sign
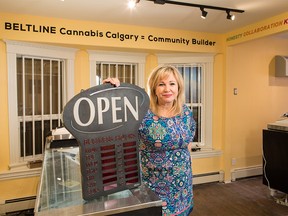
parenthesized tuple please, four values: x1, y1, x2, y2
(62, 83, 149, 200)
(73, 96, 139, 127)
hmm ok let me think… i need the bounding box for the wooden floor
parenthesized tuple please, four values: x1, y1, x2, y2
(191, 176, 288, 216)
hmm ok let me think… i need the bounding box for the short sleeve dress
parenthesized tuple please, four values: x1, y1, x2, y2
(138, 104, 196, 216)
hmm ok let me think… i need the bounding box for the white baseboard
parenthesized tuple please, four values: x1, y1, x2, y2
(231, 165, 263, 181)
(193, 171, 224, 185)
(0, 197, 35, 214)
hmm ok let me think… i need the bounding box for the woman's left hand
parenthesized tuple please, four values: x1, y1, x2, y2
(102, 77, 120, 87)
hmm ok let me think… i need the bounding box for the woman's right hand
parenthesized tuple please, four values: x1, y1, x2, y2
(102, 78, 121, 87)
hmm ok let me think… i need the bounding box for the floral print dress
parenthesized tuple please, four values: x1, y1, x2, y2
(138, 104, 196, 216)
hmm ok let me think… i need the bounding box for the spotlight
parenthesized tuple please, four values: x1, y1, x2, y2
(200, 8, 208, 19)
(128, 0, 140, 9)
(226, 10, 235, 20)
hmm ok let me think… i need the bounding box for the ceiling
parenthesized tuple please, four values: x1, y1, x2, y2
(0, 0, 287, 34)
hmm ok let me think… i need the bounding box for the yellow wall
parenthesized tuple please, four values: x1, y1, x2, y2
(145, 54, 158, 86)
(225, 35, 288, 181)
(0, 13, 223, 53)
(0, 177, 39, 201)
(74, 49, 90, 93)
(0, 41, 9, 172)
(0, 11, 288, 202)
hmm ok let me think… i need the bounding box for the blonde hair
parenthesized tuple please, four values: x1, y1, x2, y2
(147, 65, 185, 116)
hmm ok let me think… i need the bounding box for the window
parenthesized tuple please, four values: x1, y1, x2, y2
(176, 64, 203, 146)
(158, 54, 213, 150)
(89, 51, 146, 87)
(17, 57, 64, 159)
(95, 62, 138, 85)
(7, 41, 75, 168)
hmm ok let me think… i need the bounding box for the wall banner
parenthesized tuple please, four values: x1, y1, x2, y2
(0, 13, 222, 53)
(226, 14, 288, 45)
(3, 21, 217, 47)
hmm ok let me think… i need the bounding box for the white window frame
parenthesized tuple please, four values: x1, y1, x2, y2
(158, 53, 221, 158)
(6, 40, 76, 170)
(88, 51, 146, 88)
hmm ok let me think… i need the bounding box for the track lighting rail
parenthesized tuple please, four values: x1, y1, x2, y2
(131, 0, 245, 20)
(147, 0, 244, 14)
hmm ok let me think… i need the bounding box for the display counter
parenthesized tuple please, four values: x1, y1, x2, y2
(34, 139, 162, 216)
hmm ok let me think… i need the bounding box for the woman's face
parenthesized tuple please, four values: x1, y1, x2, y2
(155, 73, 179, 106)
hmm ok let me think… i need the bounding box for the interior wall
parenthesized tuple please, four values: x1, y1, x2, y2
(1, 11, 288, 202)
(0, 177, 39, 201)
(0, 41, 9, 172)
(74, 49, 90, 93)
(225, 35, 288, 181)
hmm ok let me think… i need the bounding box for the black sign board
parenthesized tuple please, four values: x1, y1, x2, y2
(62, 83, 149, 200)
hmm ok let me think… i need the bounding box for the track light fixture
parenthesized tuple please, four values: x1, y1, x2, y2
(154, 0, 166, 4)
(200, 7, 208, 19)
(134, 0, 245, 20)
(226, 10, 235, 20)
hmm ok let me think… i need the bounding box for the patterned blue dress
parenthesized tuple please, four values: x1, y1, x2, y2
(138, 104, 196, 216)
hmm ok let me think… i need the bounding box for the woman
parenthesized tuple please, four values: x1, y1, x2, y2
(104, 65, 196, 215)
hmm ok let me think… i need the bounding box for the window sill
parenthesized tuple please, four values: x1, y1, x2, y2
(0, 167, 41, 181)
(191, 149, 222, 159)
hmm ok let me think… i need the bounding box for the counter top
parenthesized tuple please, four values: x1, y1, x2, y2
(34, 145, 162, 215)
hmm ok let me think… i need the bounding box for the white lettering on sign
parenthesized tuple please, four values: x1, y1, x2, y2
(73, 96, 139, 126)
(111, 97, 122, 123)
(97, 97, 109, 124)
(124, 97, 138, 121)
(74, 97, 95, 126)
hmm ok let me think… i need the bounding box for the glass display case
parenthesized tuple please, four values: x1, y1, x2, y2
(34, 136, 162, 215)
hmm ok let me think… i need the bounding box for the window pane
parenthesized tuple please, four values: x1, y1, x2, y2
(17, 58, 23, 116)
(20, 121, 33, 157)
(174, 64, 203, 146)
(192, 106, 201, 143)
(19, 122, 24, 156)
(96, 62, 137, 85)
(109, 64, 117, 78)
(184, 67, 192, 103)
(126, 64, 136, 84)
(60, 61, 63, 110)
(17, 56, 65, 158)
(118, 64, 124, 82)
(102, 64, 109, 79)
(52, 60, 59, 114)
(35, 121, 43, 155)
(20, 119, 60, 157)
(43, 60, 51, 115)
(192, 66, 202, 103)
(34, 59, 42, 115)
(25, 58, 33, 116)
(96, 63, 102, 85)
